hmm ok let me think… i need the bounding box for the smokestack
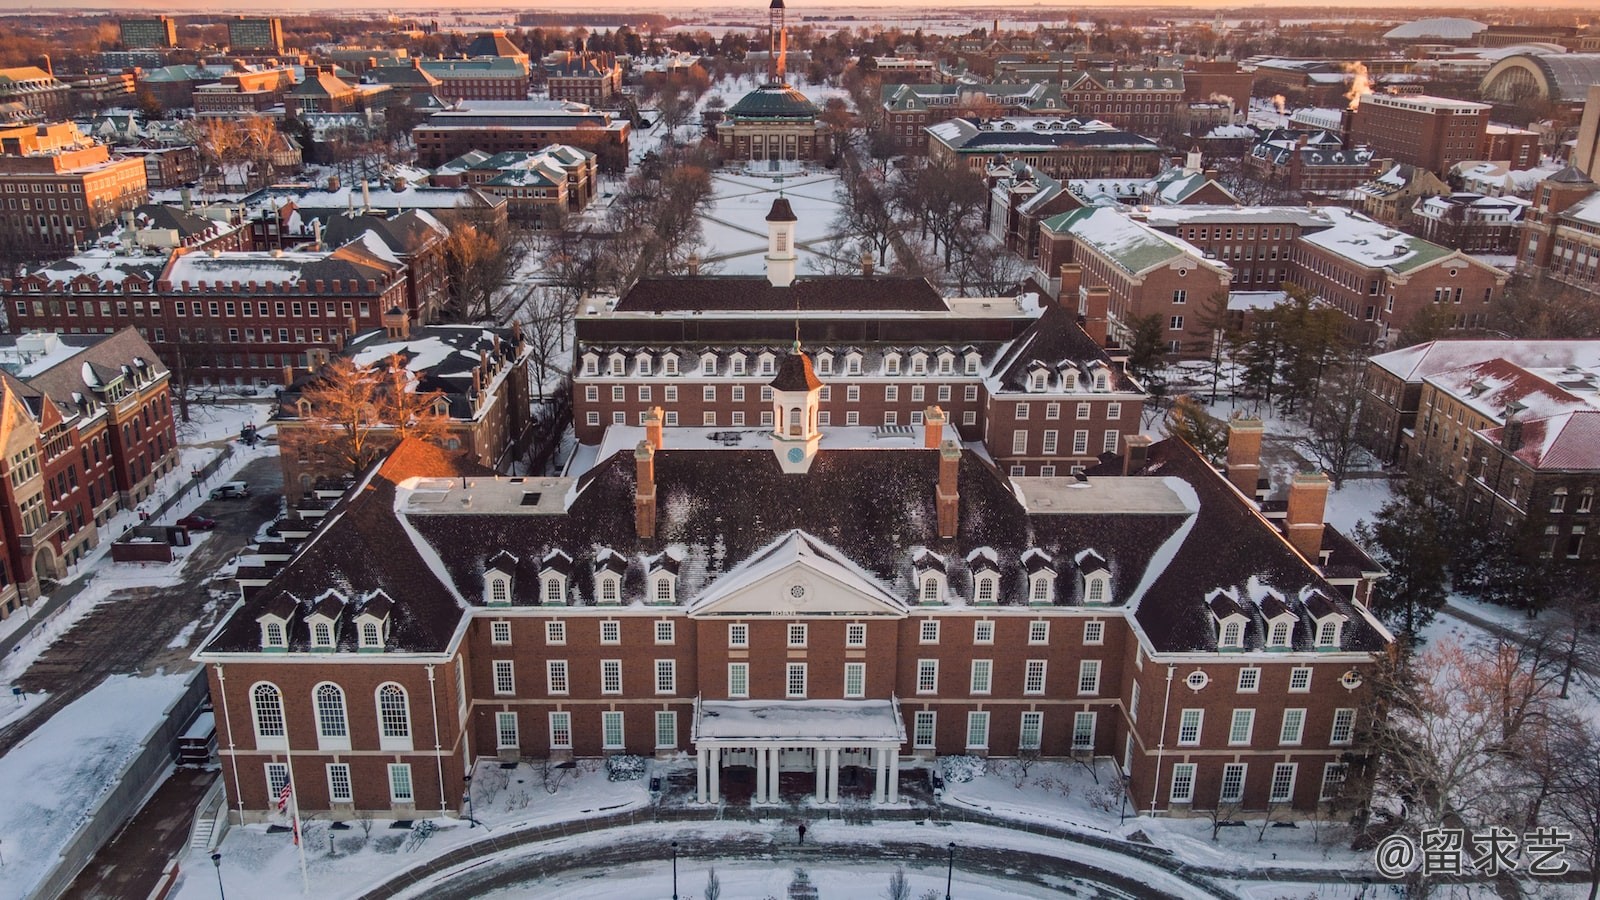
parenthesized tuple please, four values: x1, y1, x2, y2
(1083, 286, 1110, 346)
(645, 406, 665, 451)
(1285, 471, 1330, 561)
(1225, 417, 1264, 498)
(181, 187, 192, 212)
(1059, 263, 1082, 306)
(635, 441, 657, 539)
(861, 250, 874, 276)
(312, 218, 322, 248)
(923, 406, 946, 449)
(937, 439, 961, 539)
(1123, 433, 1153, 476)
(361, 180, 371, 212)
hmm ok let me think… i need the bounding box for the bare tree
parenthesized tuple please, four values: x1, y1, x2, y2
(883, 866, 910, 900)
(518, 286, 575, 402)
(1204, 798, 1246, 842)
(278, 354, 454, 476)
(443, 212, 531, 322)
(1303, 347, 1366, 489)
(704, 867, 723, 900)
(1545, 719, 1600, 900)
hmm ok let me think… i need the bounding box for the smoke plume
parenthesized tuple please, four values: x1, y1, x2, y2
(1344, 62, 1372, 110)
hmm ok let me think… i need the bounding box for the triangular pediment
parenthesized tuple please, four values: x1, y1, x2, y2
(689, 530, 908, 619)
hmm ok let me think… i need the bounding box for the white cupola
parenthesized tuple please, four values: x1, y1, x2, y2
(764, 196, 798, 287)
(768, 343, 823, 473)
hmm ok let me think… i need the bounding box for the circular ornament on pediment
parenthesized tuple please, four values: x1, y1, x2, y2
(1340, 669, 1364, 690)
(1184, 670, 1210, 691)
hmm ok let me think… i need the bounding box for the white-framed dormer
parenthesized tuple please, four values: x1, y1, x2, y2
(306, 591, 345, 653)
(485, 550, 518, 607)
(815, 350, 834, 376)
(634, 350, 653, 377)
(1261, 595, 1298, 650)
(607, 350, 627, 376)
(256, 595, 298, 652)
(884, 351, 902, 376)
(648, 551, 681, 605)
(581, 351, 599, 377)
(1027, 361, 1050, 393)
(1208, 590, 1248, 651)
(845, 350, 864, 376)
(700, 351, 718, 375)
(1075, 549, 1110, 604)
(909, 351, 929, 376)
(662, 351, 680, 376)
(967, 548, 1001, 605)
(354, 591, 392, 653)
(913, 551, 947, 605)
(757, 350, 777, 376)
(1022, 548, 1055, 604)
(593, 548, 626, 605)
(729, 351, 748, 376)
(1088, 360, 1110, 391)
(937, 350, 956, 376)
(1304, 593, 1347, 651)
(540, 550, 573, 605)
(1061, 367, 1079, 391)
(964, 349, 983, 376)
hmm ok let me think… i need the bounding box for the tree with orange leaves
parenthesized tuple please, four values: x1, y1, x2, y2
(279, 354, 454, 477)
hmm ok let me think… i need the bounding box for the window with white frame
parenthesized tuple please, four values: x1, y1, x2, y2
(1130, 681, 1140, 722)
(265, 763, 289, 807)
(1084, 620, 1104, 645)
(1046, 402, 1061, 420)
(1072, 711, 1096, 750)
(1042, 430, 1058, 455)
(1030, 574, 1053, 602)
(1178, 709, 1203, 746)
(1269, 619, 1292, 647)
(1103, 431, 1119, 454)
(1029, 621, 1049, 644)
(600, 620, 620, 644)
(491, 621, 512, 645)
(921, 574, 942, 603)
(728, 662, 749, 698)
(844, 662, 865, 698)
(314, 683, 349, 749)
(1280, 709, 1305, 745)
(656, 711, 677, 749)
(728, 623, 748, 648)
(1012, 430, 1028, 454)
(973, 620, 994, 644)
(601, 659, 622, 694)
(966, 711, 990, 749)
(549, 712, 573, 749)
(545, 621, 566, 644)
(252, 683, 285, 748)
(1078, 659, 1101, 694)
(493, 660, 515, 695)
(327, 764, 353, 804)
(970, 659, 993, 694)
(1024, 659, 1047, 694)
(598, 576, 620, 604)
(496, 711, 519, 749)
(1269, 763, 1297, 803)
(655, 660, 676, 694)
(1289, 667, 1312, 692)
(1085, 575, 1109, 604)
(920, 619, 940, 643)
(1330, 708, 1355, 745)
(1237, 667, 1260, 692)
(787, 623, 808, 648)
(488, 576, 511, 605)
(1320, 763, 1348, 801)
(1220, 763, 1247, 803)
(1019, 711, 1044, 750)
(655, 620, 675, 644)
(917, 659, 938, 693)
(914, 711, 937, 748)
(378, 684, 411, 749)
(1228, 709, 1255, 745)
(846, 623, 866, 648)
(786, 663, 807, 698)
(1170, 763, 1197, 803)
(1316, 619, 1340, 647)
(602, 711, 625, 749)
(388, 763, 414, 803)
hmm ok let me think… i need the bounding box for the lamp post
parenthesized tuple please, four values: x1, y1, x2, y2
(945, 842, 956, 900)
(211, 851, 224, 900)
(671, 841, 679, 900)
(463, 774, 474, 827)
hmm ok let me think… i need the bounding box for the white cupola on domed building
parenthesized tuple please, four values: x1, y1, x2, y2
(765, 196, 798, 287)
(769, 342, 823, 473)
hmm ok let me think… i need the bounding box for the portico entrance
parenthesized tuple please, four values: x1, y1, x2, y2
(691, 698, 906, 806)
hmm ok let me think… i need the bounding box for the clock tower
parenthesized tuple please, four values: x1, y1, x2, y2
(769, 343, 823, 473)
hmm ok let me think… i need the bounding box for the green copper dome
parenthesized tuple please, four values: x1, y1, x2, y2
(727, 83, 820, 120)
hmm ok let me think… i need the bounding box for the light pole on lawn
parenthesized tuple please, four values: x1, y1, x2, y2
(945, 842, 956, 900)
(211, 851, 224, 900)
(671, 840, 679, 900)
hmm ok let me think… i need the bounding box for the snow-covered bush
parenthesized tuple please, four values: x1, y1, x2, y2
(606, 754, 648, 782)
(939, 755, 986, 784)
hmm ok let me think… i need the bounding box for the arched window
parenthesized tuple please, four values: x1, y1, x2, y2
(1086, 576, 1108, 603)
(313, 622, 333, 647)
(252, 682, 285, 748)
(1221, 621, 1242, 648)
(544, 578, 562, 603)
(314, 683, 349, 745)
(974, 575, 996, 603)
(264, 622, 285, 648)
(922, 577, 940, 603)
(1270, 621, 1291, 647)
(788, 406, 802, 435)
(361, 621, 380, 646)
(377, 683, 412, 750)
(600, 577, 619, 603)
(1031, 577, 1051, 602)
(655, 577, 674, 603)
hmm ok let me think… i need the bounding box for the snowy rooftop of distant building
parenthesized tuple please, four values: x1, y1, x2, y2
(587, 424, 962, 479)
(694, 699, 906, 743)
(1372, 339, 1600, 382)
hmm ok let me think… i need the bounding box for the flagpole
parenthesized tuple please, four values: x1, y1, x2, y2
(282, 706, 311, 894)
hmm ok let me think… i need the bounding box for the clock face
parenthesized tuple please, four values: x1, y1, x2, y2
(787, 446, 805, 463)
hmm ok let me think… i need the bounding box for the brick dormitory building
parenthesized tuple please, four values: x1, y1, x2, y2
(194, 202, 1391, 824)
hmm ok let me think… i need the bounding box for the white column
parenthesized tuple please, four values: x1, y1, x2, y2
(709, 746, 721, 804)
(828, 747, 841, 803)
(887, 749, 899, 803)
(769, 745, 782, 803)
(813, 747, 827, 803)
(696, 746, 708, 804)
(873, 747, 887, 804)
(755, 747, 768, 804)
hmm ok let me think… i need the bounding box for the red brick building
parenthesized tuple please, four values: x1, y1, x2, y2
(1348, 94, 1490, 177)
(411, 102, 630, 172)
(542, 52, 623, 105)
(928, 117, 1163, 179)
(0, 122, 148, 262)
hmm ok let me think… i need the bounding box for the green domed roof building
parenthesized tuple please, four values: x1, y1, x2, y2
(716, 0, 830, 161)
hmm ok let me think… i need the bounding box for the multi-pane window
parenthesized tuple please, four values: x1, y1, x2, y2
(549, 712, 573, 749)
(1024, 660, 1047, 694)
(728, 623, 748, 648)
(846, 623, 866, 648)
(1177, 709, 1203, 746)
(265, 763, 289, 805)
(973, 620, 994, 644)
(1077, 660, 1101, 694)
(1072, 711, 1096, 750)
(786, 663, 807, 698)
(602, 711, 625, 749)
(1280, 709, 1306, 745)
(914, 711, 937, 748)
(315, 683, 349, 743)
(601, 659, 622, 694)
(655, 660, 676, 694)
(491, 621, 512, 645)
(1269, 763, 1297, 803)
(844, 662, 865, 698)
(378, 684, 410, 743)
(1072, 430, 1089, 454)
(917, 660, 938, 693)
(1083, 620, 1104, 645)
(966, 711, 990, 749)
(547, 660, 569, 694)
(1229, 709, 1255, 745)
(493, 660, 515, 695)
(1330, 708, 1356, 745)
(1029, 621, 1049, 644)
(970, 659, 993, 694)
(496, 711, 519, 749)
(1170, 763, 1197, 803)
(920, 620, 940, 643)
(787, 623, 808, 648)
(728, 663, 749, 698)
(1320, 763, 1348, 801)
(1237, 668, 1260, 692)
(600, 620, 621, 644)
(252, 683, 285, 745)
(545, 621, 566, 644)
(1289, 667, 1312, 692)
(388, 764, 414, 802)
(327, 764, 353, 804)
(1220, 763, 1247, 803)
(656, 712, 677, 749)
(655, 620, 675, 644)
(1020, 712, 1044, 750)
(1130, 681, 1140, 722)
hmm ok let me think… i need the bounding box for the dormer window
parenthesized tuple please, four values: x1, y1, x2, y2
(608, 353, 626, 376)
(1084, 573, 1110, 604)
(582, 353, 599, 376)
(1094, 372, 1108, 391)
(920, 574, 943, 604)
(1031, 371, 1048, 392)
(262, 620, 286, 650)
(730, 354, 747, 376)
(1268, 619, 1294, 649)
(486, 576, 511, 606)
(974, 574, 997, 603)
(816, 352, 833, 375)
(543, 576, 566, 604)
(598, 574, 620, 603)
(663, 354, 679, 376)
(636, 354, 652, 376)
(360, 621, 381, 648)
(1316, 619, 1341, 647)
(964, 352, 981, 375)
(312, 621, 334, 649)
(1221, 620, 1243, 648)
(1029, 574, 1053, 604)
(846, 353, 863, 376)
(910, 353, 928, 375)
(701, 353, 718, 375)
(1062, 371, 1079, 391)
(938, 353, 955, 375)
(758, 352, 776, 375)
(652, 573, 676, 604)
(885, 353, 901, 375)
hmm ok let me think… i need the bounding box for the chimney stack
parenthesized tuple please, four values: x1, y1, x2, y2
(635, 441, 657, 539)
(1123, 433, 1153, 476)
(686, 252, 700, 276)
(1083, 286, 1111, 346)
(1225, 417, 1264, 498)
(644, 406, 665, 450)
(282, 364, 295, 387)
(1285, 471, 1330, 562)
(937, 439, 961, 539)
(923, 406, 946, 449)
(861, 250, 874, 276)
(1059, 263, 1082, 306)
(327, 174, 340, 191)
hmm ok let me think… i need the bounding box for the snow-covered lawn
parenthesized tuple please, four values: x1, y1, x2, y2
(0, 672, 192, 900)
(1320, 477, 1393, 535)
(698, 171, 846, 275)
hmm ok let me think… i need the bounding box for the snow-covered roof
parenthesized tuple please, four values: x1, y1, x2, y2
(1372, 339, 1600, 382)
(1040, 206, 1221, 277)
(1296, 206, 1461, 274)
(1383, 17, 1486, 41)
(1424, 357, 1600, 422)
(694, 698, 905, 743)
(1482, 409, 1600, 471)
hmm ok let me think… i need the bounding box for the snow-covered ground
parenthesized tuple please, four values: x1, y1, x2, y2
(698, 171, 846, 275)
(0, 672, 192, 900)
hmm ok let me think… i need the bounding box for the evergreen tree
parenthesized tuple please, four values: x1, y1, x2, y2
(1354, 476, 1454, 640)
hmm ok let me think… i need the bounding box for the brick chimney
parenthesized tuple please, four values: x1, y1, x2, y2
(635, 441, 657, 539)
(1285, 471, 1330, 561)
(1083, 286, 1111, 346)
(644, 406, 665, 450)
(937, 439, 961, 539)
(1059, 263, 1082, 306)
(1225, 417, 1264, 498)
(686, 252, 700, 276)
(923, 406, 946, 449)
(862, 251, 875, 276)
(281, 364, 294, 387)
(1123, 433, 1153, 476)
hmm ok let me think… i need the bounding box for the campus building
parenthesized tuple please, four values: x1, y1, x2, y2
(0, 122, 148, 260)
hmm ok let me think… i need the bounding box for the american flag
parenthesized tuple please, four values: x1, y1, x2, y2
(276, 781, 292, 813)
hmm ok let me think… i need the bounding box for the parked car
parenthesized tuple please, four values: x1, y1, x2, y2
(175, 514, 217, 530)
(209, 481, 250, 500)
